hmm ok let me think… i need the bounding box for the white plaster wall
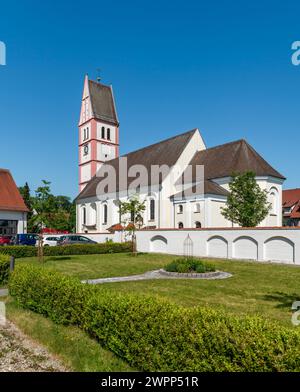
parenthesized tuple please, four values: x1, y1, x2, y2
(81, 164, 91, 183)
(97, 142, 116, 162)
(136, 228, 300, 264)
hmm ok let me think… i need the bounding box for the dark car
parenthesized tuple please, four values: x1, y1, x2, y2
(57, 235, 97, 246)
(0, 235, 12, 246)
(10, 233, 39, 246)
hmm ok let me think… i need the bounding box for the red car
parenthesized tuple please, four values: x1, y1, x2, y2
(0, 235, 11, 246)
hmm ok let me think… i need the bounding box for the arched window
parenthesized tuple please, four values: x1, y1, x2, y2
(269, 188, 279, 215)
(103, 204, 108, 224)
(86, 127, 89, 139)
(177, 204, 183, 214)
(150, 199, 155, 220)
(194, 203, 200, 213)
(178, 222, 184, 229)
(107, 128, 111, 140)
(82, 206, 86, 225)
(101, 126, 105, 139)
(195, 221, 201, 228)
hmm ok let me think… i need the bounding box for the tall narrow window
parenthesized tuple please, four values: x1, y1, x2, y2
(150, 199, 155, 220)
(101, 126, 105, 139)
(177, 205, 183, 214)
(107, 128, 111, 140)
(82, 206, 86, 225)
(103, 204, 108, 224)
(86, 127, 89, 139)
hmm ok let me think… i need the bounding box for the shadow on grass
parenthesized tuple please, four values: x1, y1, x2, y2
(262, 292, 300, 309)
(46, 256, 72, 262)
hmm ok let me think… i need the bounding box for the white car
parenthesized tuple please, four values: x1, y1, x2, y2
(35, 235, 62, 247)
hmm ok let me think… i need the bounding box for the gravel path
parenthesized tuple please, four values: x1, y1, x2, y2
(84, 269, 232, 284)
(0, 289, 8, 297)
(0, 320, 68, 372)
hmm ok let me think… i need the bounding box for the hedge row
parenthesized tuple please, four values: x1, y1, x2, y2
(0, 254, 10, 286)
(0, 242, 132, 258)
(9, 264, 300, 371)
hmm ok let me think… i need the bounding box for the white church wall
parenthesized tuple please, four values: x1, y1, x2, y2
(136, 228, 300, 264)
(80, 164, 91, 184)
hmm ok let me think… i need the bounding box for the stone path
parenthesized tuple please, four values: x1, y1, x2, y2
(84, 269, 232, 284)
(0, 320, 68, 372)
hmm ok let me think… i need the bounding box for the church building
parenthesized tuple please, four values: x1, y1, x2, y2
(75, 76, 285, 233)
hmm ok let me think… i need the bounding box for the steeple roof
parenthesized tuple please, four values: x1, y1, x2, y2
(88, 80, 119, 125)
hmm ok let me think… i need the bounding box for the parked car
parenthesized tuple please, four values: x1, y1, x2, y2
(10, 233, 39, 246)
(35, 235, 62, 247)
(57, 235, 97, 246)
(0, 235, 12, 246)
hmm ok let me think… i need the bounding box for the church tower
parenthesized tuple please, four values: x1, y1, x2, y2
(78, 75, 119, 191)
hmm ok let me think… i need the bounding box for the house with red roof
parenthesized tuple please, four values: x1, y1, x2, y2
(282, 189, 300, 227)
(0, 169, 28, 235)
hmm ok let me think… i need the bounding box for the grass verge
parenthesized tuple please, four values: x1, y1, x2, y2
(6, 299, 134, 372)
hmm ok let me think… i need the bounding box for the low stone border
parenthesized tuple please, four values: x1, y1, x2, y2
(84, 269, 232, 285)
(158, 269, 231, 279)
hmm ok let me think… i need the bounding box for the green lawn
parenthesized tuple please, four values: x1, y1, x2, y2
(17, 253, 300, 327)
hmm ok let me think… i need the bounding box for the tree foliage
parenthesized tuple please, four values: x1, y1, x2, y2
(221, 171, 271, 227)
(118, 195, 146, 231)
(19, 180, 75, 233)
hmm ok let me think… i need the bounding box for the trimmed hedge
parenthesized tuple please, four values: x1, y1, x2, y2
(0, 254, 10, 286)
(165, 258, 216, 273)
(0, 242, 132, 258)
(9, 264, 300, 371)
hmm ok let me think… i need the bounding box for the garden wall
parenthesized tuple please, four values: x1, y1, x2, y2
(136, 227, 300, 264)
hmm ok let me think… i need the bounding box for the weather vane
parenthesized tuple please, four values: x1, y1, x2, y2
(96, 68, 101, 83)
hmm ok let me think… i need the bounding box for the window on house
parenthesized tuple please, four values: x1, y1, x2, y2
(107, 128, 111, 140)
(103, 204, 108, 224)
(177, 205, 183, 214)
(150, 199, 155, 220)
(194, 203, 200, 213)
(195, 221, 201, 228)
(86, 127, 89, 139)
(178, 222, 184, 229)
(101, 126, 105, 139)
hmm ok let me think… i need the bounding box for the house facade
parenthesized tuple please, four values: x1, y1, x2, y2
(75, 77, 285, 233)
(0, 169, 28, 235)
(282, 189, 300, 226)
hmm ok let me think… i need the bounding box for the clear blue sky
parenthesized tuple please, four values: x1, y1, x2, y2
(0, 0, 299, 199)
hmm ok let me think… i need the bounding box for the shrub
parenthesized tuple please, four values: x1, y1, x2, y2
(165, 257, 216, 273)
(0, 254, 10, 286)
(0, 242, 132, 258)
(9, 264, 300, 371)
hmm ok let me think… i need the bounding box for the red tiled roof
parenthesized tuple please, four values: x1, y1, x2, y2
(282, 189, 300, 207)
(0, 169, 29, 212)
